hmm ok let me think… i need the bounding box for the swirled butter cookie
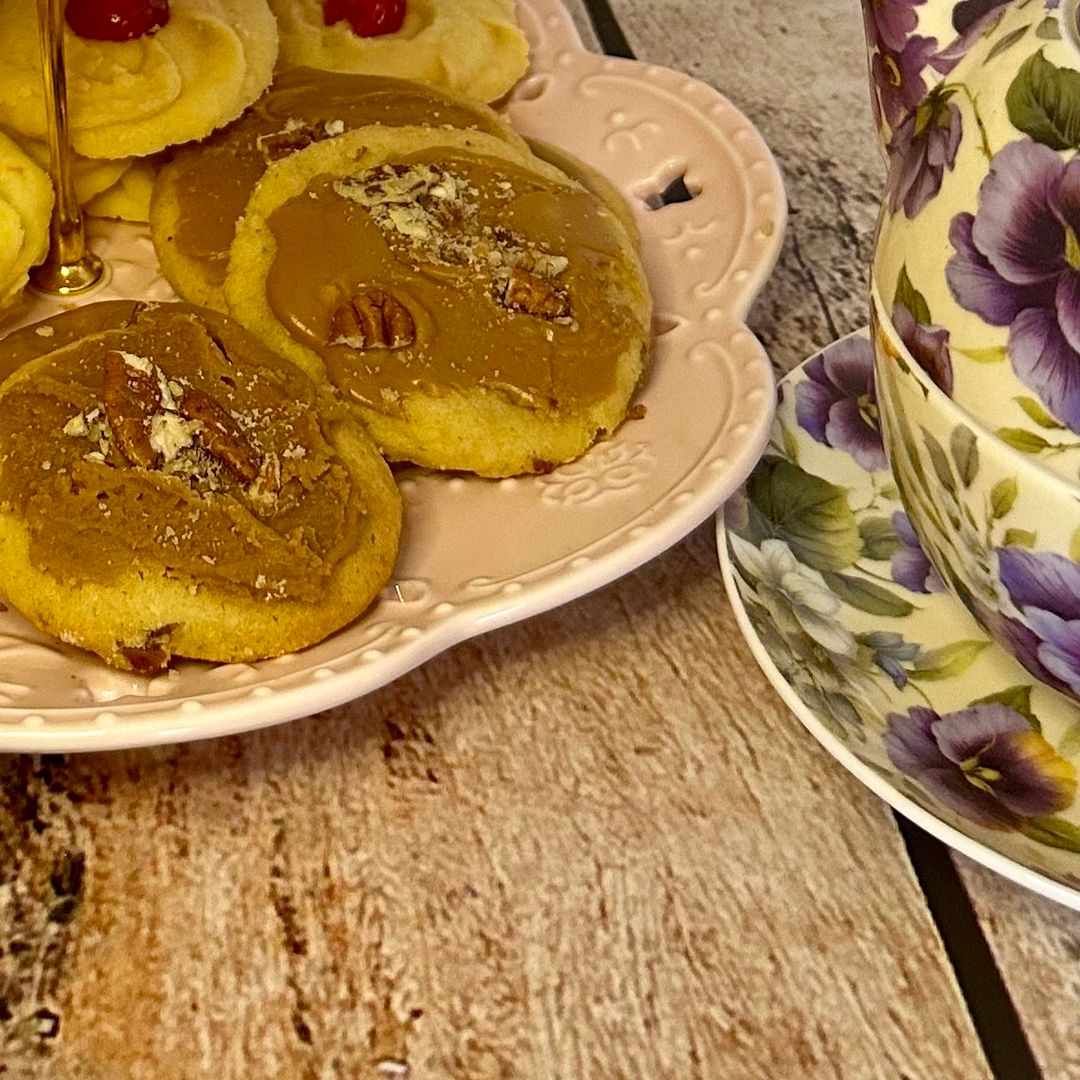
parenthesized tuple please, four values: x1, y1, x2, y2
(0, 300, 401, 672)
(13, 137, 157, 222)
(150, 68, 525, 309)
(0, 0, 278, 159)
(0, 130, 52, 309)
(225, 126, 651, 477)
(268, 0, 527, 103)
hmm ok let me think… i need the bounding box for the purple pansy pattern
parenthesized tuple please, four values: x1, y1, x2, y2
(728, 338, 1080, 881)
(998, 547, 1080, 695)
(886, 704, 1076, 829)
(794, 335, 887, 471)
(886, 85, 963, 220)
(948, 140, 1080, 432)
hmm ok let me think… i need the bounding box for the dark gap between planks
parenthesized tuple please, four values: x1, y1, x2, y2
(573, 4, 1040, 1077)
(580, 0, 636, 58)
(896, 815, 1044, 1080)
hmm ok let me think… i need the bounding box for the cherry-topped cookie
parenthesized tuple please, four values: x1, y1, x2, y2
(0, 0, 278, 159)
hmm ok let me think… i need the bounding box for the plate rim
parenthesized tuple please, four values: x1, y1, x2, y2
(0, 0, 786, 752)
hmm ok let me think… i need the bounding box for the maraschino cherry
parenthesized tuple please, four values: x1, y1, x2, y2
(322, 0, 405, 37)
(64, 0, 169, 42)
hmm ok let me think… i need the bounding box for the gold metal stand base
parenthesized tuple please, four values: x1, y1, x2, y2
(30, 250, 105, 296)
(33, 0, 107, 298)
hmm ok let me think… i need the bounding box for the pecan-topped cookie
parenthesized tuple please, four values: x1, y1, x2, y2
(225, 126, 652, 477)
(0, 300, 401, 671)
(149, 69, 525, 310)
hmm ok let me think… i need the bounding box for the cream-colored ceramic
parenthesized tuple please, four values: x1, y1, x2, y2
(869, 0, 1080, 488)
(0, 0, 785, 752)
(721, 332, 1080, 912)
(864, 0, 1080, 699)
(872, 289, 1080, 707)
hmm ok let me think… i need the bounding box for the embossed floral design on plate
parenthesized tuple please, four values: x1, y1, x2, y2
(719, 330, 1080, 911)
(0, 0, 785, 751)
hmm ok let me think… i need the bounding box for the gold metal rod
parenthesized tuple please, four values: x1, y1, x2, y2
(30, 0, 104, 295)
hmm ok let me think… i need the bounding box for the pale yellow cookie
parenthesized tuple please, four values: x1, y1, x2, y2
(150, 69, 526, 309)
(0, 129, 53, 309)
(0, 0, 279, 159)
(0, 300, 402, 671)
(10, 134, 155, 221)
(268, 0, 528, 103)
(225, 126, 651, 477)
(85, 158, 158, 221)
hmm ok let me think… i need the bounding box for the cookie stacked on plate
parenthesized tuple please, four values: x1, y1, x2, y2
(150, 71, 651, 477)
(0, 300, 401, 671)
(0, 0, 529, 306)
(0, 20, 653, 672)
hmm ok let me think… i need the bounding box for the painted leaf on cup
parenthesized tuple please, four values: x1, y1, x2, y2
(744, 456, 862, 573)
(1004, 527, 1037, 547)
(859, 515, 903, 560)
(985, 24, 1031, 63)
(1015, 395, 1066, 429)
(955, 345, 1007, 364)
(1058, 717, 1080, 757)
(922, 429, 957, 493)
(972, 684, 1037, 730)
(1019, 816, 1080, 853)
(822, 571, 915, 618)
(996, 427, 1052, 453)
(1036, 15, 1061, 40)
(950, 424, 979, 486)
(1006, 51, 1080, 150)
(893, 265, 931, 325)
(908, 639, 990, 681)
(990, 477, 1018, 519)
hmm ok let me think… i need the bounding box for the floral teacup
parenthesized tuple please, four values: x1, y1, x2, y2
(873, 288, 1080, 704)
(867, 0, 1080, 489)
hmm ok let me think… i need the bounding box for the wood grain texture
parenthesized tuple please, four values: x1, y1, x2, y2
(608, 0, 883, 374)
(608, 1, 1080, 1076)
(0, 1, 1007, 1077)
(955, 856, 1080, 1078)
(1, 528, 990, 1079)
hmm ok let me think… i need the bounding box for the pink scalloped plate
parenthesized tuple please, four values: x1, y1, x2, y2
(0, 0, 785, 751)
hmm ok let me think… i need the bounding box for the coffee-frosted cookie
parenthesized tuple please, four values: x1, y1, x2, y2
(0, 130, 53, 309)
(268, 0, 527, 103)
(0, 0, 278, 159)
(225, 126, 651, 477)
(0, 300, 401, 671)
(150, 69, 525, 309)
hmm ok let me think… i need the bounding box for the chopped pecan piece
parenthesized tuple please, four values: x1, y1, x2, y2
(120, 641, 170, 674)
(500, 269, 571, 320)
(103, 350, 159, 469)
(329, 288, 416, 349)
(258, 122, 323, 162)
(179, 386, 260, 484)
(119, 623, 179, 674)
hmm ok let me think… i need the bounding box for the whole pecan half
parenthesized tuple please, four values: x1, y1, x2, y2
(178, 386, 260, 484)
(329, 288, 416, 349)
(103, 350, 159, 469)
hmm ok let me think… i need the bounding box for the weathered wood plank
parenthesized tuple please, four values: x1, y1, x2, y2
(1, 527, 989, 1078)
(608, 0, 1080, 1074)
(0, 1, 1001, 1077)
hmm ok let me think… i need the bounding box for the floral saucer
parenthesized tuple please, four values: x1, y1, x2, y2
(719, 329, 1080, 911)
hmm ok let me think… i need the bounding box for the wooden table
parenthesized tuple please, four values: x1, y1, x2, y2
(1, 2, 1075, 1078)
